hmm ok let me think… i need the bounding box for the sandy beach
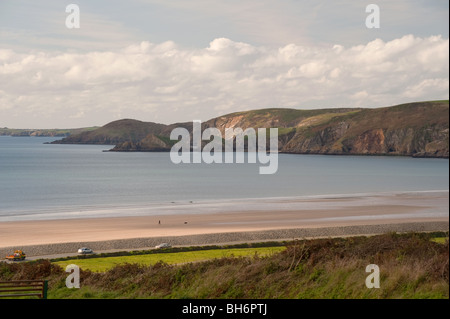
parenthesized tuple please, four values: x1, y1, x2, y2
(0, 191, 448, 257)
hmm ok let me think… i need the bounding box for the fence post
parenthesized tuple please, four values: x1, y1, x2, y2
(42, 280, 48, 299)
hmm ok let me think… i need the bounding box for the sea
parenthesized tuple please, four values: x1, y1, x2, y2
(0, 136, 448, 222)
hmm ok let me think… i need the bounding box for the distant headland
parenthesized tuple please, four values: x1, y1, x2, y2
(4, 100, 449, 158)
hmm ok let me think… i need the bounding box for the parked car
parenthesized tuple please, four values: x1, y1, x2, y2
(77, 247, 93, 254)
(155, 243, 171, 249)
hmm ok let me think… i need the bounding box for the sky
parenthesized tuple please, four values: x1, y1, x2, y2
(0, 0, 448, 128)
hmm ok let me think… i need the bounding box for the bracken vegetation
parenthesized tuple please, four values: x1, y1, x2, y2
(0, 232, 448, 299)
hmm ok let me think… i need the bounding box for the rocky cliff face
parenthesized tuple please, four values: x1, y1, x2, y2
(280, 122, 448, 157)
(200, 101, 449, 158)
(52, 101, 449, 158)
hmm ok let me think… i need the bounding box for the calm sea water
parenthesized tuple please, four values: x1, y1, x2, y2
(0, 136, 448, 221)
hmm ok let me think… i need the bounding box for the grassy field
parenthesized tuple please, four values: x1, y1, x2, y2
(54, 246, 286, 272)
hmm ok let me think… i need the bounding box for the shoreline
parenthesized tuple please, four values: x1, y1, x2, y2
(1, 189, 448, 222)
(1, 134, 449, 158)
(0, 191, 448, 258)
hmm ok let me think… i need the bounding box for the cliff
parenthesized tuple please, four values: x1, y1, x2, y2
(51, 101, 449, 158)
(50, 119, 167, 146)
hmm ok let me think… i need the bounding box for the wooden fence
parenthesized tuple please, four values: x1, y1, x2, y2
(0, 280, 48, 299)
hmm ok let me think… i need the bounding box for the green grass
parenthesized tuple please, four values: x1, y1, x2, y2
(54, 247, 286, 272)
(276, 127, 296, 136)
(431, 237, 449, 244)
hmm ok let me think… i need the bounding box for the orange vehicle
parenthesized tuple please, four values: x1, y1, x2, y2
(5, 250, 26, 261)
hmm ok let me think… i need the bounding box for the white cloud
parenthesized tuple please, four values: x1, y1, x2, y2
(0, 35, 448, 128)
